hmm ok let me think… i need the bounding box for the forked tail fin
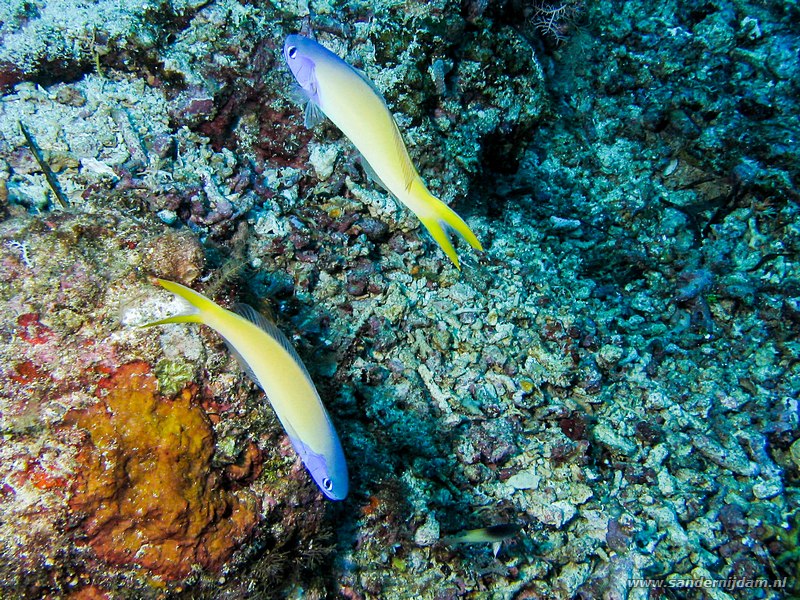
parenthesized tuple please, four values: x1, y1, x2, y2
(417, 192, 483, 270)
(139, 279, 209, 327)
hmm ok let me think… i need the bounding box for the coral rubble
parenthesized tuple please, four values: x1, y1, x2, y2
(0, 0, 798, 597)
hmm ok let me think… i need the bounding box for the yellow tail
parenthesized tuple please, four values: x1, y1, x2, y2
(417, 192, 483, 270)
(139, 279, 211, 327)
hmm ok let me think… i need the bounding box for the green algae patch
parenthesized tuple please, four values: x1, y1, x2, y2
(65, 361, 258, 580)
(154, 359, 195, 397)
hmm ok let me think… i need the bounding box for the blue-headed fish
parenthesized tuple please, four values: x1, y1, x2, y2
(283, 33, 483, 269)
(143, 279, 348, 500)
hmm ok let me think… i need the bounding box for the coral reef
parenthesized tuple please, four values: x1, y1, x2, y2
(0, 207, 328, 598)
(64, 361, 258, 580)
(0, 0, 209, 89)
(0, 0, 798, 597)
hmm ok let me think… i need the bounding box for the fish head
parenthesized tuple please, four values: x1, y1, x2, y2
(284, 34, 320, 102)
(289, 433, 349, 501)
(306, 450, 349, 501)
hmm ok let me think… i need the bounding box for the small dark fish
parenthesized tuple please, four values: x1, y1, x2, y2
(19, 121, 69, 209)
(442, 523, 523, 552)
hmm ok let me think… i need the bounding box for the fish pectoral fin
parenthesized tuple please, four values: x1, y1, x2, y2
(289, 84, 310, 105)
(289, 77, 324, 128)
(304, 100, 325, 128)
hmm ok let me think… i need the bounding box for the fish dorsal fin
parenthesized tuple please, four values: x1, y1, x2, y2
(354, 66, 389, 104)
(353, 66, 416, 191)
(230, 303, 314, 387)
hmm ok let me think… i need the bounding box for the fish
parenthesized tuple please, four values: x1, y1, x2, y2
(141, 278, 348, 501)
(283, 33, 483, 270)
(441, 523, 523, 556)
(442, 523, 523, 544)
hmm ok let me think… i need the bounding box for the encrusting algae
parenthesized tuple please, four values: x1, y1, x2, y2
(64, 361, 259, 580)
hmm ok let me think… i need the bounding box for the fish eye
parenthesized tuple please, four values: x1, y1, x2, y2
(287, 46, 297, 59)
(322, 477, 333, 491)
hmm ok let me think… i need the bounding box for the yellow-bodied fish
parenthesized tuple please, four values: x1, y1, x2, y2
(284, 33, 483, 269)
(142, 278, 348, 500)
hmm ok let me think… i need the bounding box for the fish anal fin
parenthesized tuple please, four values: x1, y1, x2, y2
(359, 154, 389, 192)
(223, 337, 261, 386)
